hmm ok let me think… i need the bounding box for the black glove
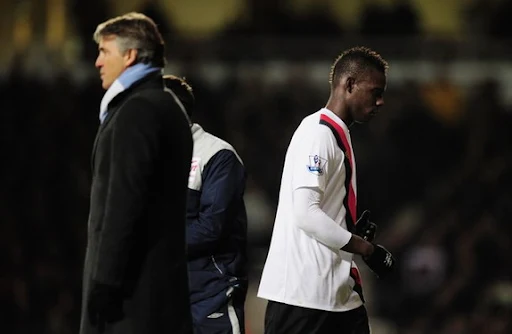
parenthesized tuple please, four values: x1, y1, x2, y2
(363, 244, 396, 279)
(355, 210, 377, 242)
(87, 281, 125, 330)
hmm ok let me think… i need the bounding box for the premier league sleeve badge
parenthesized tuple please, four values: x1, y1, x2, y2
(306, 155, 327, 175)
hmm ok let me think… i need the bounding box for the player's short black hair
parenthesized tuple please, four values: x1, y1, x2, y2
(163, 74, 195, 117)
(329, 46, 389, 88)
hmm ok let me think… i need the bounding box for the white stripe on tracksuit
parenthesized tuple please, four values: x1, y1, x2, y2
(226, 286, 241, 334)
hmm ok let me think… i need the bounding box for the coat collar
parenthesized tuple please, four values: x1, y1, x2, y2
(91, 72, 164, 170)
(106, 72, 163, 111)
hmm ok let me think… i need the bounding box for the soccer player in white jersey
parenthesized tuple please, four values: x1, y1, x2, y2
(258, 46, 396, 334)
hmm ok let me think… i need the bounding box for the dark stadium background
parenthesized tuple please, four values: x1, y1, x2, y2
(1, 0, 511, 333)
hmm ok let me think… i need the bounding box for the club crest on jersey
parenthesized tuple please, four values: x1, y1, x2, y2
(307, 155, 326, 175)
(188, 157, 201, 187)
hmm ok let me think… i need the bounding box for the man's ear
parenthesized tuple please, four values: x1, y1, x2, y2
(124, 49, 138, 67)
(345, 76, 355, 94)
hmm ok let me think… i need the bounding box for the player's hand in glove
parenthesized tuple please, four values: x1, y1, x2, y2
(87, 281, 125, 330)
(363, 244, 396, 279)
(355, 210, 377, 242)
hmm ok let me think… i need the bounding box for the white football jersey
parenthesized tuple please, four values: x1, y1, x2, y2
(258, 108, 364, 312)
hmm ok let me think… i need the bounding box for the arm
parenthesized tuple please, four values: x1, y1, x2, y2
(290, 126, 375, 256)
(293, 187, 373, 256)
(187, 149, 245, 259)
(93, 98, 162, 286)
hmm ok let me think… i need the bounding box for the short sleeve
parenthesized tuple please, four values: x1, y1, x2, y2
(290, 127, 335, 193)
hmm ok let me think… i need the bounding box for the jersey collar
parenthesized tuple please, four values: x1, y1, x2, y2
(191, 123, 205, 140)
(320, 108, 350, 133)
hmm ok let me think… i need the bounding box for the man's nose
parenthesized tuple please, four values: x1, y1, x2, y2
(95, 56, 102, 69)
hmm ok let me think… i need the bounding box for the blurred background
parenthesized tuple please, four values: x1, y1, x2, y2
(1, 0, 512, 333)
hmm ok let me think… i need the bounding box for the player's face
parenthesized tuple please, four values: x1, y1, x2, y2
(350, 69, 386, 123)
(95, 35, 131, 90)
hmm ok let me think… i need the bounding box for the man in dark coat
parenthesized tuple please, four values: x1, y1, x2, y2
(79, 12, 193, 334)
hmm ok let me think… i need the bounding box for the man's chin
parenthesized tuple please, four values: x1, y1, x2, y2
(355, 115, 373, 124)
(364, 112, 378, 122)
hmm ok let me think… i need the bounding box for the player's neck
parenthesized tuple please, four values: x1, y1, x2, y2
(325, 97, 353, 126)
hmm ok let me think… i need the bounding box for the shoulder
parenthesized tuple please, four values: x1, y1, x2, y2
(294, 115, 337, 145)
(194, 128, 244, 165)
(298, 111, 336, 134)
(128, 87, 176, 108)
(208, 150, 244, 170)
(203, 132, 237, 153)
(119, 88, 186, 121)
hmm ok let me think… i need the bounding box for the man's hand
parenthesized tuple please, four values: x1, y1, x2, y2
(355, 210, 377, 242)
(363, 244, 396, 279)
(87, 281, 125, 330)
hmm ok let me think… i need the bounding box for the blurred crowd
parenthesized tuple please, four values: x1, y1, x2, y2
(1, 0, 512, 333)
(70, 0, 512, 42)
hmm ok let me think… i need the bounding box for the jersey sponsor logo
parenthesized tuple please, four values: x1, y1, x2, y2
(306, 155, 326, 175)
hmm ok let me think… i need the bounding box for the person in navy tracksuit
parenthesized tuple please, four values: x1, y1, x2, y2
(164, 75, 249, 334)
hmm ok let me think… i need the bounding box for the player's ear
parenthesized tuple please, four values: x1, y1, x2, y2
(345, 76, 355, 94)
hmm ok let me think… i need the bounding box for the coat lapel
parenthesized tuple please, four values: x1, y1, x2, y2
(90, 94, 126, 169)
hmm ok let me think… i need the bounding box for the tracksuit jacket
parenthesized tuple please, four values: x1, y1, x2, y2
(186, 123, 248, 318)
